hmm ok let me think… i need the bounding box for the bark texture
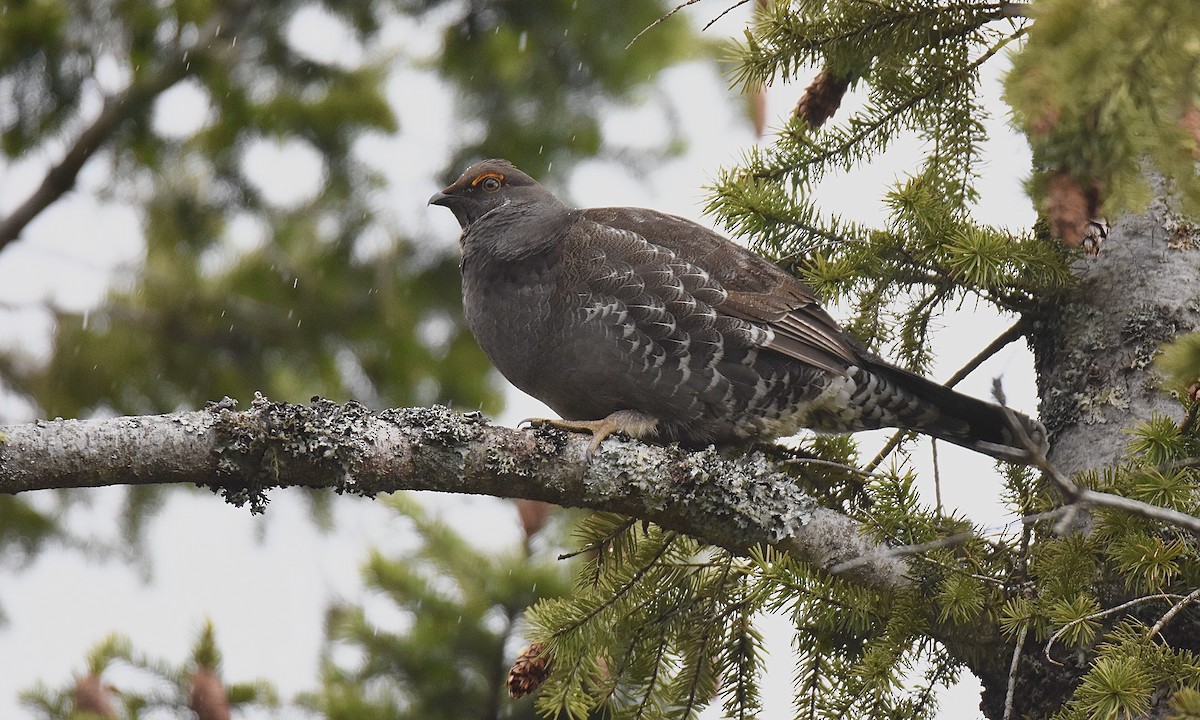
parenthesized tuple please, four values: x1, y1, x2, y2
(0, 395, 908, 591)
(1032, 198, 1200, 477)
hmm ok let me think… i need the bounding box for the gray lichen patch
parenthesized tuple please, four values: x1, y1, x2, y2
(1076, 385, 1130, 424)
(210, 393, 380, 512)
(1120, 303, 1186, 371)
(582, 438, 682, 504)
(583, 442, 819, 548)
(381, 404, 486, 447)
(682, 449, 819, 543)
(1163, 210, 1200, 251)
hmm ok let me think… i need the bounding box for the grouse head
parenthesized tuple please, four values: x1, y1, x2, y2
(428, 159, 553, 230)
(429, 159, 577, 261)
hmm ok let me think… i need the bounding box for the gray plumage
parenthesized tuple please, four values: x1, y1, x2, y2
(430, 159, 1045, 462)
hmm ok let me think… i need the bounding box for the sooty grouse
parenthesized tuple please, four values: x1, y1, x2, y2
(430, 159, 1046, 463)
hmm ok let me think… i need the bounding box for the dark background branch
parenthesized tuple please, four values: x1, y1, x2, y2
(0, 4, 248, 252)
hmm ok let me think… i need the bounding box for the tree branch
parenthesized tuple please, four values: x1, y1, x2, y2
(1000, 402, 1200, 535)
(0, 396, 909, 591)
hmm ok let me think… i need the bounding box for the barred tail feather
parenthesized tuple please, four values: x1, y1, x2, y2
(866, 361, 1048, 464)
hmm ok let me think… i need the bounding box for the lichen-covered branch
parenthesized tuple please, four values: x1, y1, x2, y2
(0, 395, 908, 591)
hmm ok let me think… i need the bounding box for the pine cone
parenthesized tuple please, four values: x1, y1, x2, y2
(515, 499, 557, 540)
(1046, 172, 1104, 251)
(508, 642, 552, 699)
(187, 668, 231, 720)
(73, 674, 115, 718)
(795, 69, 851, 128)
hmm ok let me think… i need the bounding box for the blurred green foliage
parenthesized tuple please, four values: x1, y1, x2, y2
(1005, 0, 1200, 219)
(419, 0, 703, 179)
(304, 496, 575, 720)
(22, 623, 278, 719)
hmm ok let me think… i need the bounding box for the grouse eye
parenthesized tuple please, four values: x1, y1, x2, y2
(481, 176, 502, 191)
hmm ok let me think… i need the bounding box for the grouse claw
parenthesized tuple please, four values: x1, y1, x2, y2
(524, 410, 659, 458)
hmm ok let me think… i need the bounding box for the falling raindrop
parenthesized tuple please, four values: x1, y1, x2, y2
(518, 31, 528, 52)
(81, 311, 89, 330)
(293, 278, 299, 289)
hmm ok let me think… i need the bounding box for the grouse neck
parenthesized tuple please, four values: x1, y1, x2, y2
(461, 202, 581, 264)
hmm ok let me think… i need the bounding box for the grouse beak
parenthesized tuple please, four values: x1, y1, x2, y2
(428, 190, 453, 207)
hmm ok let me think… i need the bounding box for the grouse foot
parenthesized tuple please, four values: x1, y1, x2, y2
(525, 410, 659, 456)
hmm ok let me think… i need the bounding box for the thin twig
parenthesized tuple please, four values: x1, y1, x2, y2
(1073, 490, 1200, 533)
(1147, 586, 1200, 640)
(836, 503, 1066, 584)
(829, 530, 976, 575)
(626, 0, 707, 48)
(886, 509, 1078, 589)
(1164, 456, 1200, 471)
(703, 0, 753, 31)
(1018, 508, 1073, 528)
(944, 320, 1029, 388)
(780, 455, 894, 481)
(0, 2, 250, 252)
(1003, 623, 1028, 720)
(995, 394, 1200, 533)
(558, 517, 638, 560)
(932, 438, 942, 513)
(1043, 594, 1182, 666)
(920, 554, 1007, 587)
(864, 431, 912, 474)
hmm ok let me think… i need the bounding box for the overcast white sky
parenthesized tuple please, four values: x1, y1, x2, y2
(0, 6, 1037, 719)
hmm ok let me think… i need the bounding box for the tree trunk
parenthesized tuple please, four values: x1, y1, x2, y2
(1032, 197, 1200, 478)
(1003, 196, 1200, 719)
